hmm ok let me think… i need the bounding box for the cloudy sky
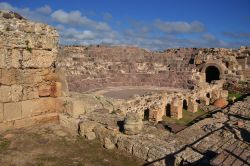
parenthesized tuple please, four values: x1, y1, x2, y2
(1, 0, 250, 50)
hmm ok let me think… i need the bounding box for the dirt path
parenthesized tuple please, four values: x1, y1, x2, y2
(0, 123, 144, 166)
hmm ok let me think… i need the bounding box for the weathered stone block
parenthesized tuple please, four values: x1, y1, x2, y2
(104, 137, 115, 149)
(11, 85, 23, 102)
(59, 113, 79, 135)
(21, 98, 62, 118)
(85, 132, 96, 140)
(3, 102, 22, 121)
(38, 84, 51, 97)
(15, 112, 58, 129)
(0, 86, 12, 102)
(0, 68, 17, 85)
(79, 120, 97, 136)
(0, 48, 7, 68)
(52, 82, 63, 97)
(22, 86, 39, 100)
(117, 136, 134, 153)
(11, 49, 22, 68)
(67, 99, 85, 118)
(124, 112, 143, 135)
(22, 50, 56, 68)
(0, 103, 3, 122)
(16, 69, 45, 85)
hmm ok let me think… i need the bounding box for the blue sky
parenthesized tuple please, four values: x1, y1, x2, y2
(1, 0, 250, 50)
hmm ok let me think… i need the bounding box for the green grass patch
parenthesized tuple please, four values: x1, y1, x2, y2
(228, 93, 242, 102)
(162, 109, 207, 126)
(0, 137, 10, 152)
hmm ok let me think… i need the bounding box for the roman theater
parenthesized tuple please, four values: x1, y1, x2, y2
(0, 11, 250, 166)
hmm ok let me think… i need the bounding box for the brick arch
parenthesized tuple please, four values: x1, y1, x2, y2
(201, 62, 225, 82)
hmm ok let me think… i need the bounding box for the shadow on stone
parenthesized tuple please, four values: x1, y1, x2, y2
(240, 128, 250, 143)
(117, 120, 124, 132)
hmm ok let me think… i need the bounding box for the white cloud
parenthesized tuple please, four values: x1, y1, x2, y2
(201, 33, 216, 41)
(154, 20, 205, 33)
(0, 2, 14, 11)
(36, 5, 52, 14)
(51, 9, 111, 31)
(1, 2, 248, 50)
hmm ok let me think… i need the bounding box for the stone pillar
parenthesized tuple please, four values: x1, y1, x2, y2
(0, 11, 64, 131)
(188, 97, 198, 113)
(124, 112, 143, 135)
(171, 97, 183, 120)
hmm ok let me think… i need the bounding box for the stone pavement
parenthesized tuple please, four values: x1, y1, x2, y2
(62, 96, 250, 165)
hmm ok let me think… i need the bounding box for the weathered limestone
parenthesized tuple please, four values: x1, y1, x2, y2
(0, 11, 64, 131)
(171, 97, 183, 119)
(0, 103, 3, 122)
(67, 99, 86, 118)
(85, 132, 96, 140)
(59, 113, 79, 135)
(22, 50, 57, 68)
(3, 102, 22, 121)
(0, 85, 12, 102)
(104, 137, 115, 149)
(124, 112, 143, 135)
(187, 97, 198, 113)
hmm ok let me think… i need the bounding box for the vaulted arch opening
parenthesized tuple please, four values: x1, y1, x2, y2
(205, 66, 220, 83)
(183, 99, 188, 110)
(165, 103, 171, 117)
(144, 108, 150, 121)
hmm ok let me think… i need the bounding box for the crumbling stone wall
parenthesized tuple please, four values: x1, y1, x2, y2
(0, 11, 64, 131)
(57, 46, 196, 92)
(58, 46, 249, 93)
(194, 47, 250, 83)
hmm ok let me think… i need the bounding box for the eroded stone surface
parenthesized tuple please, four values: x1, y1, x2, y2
(0, 11, 64, 131)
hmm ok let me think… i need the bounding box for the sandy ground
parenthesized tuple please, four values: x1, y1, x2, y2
(0, 123, 144, 166)
(88, 86, 190, 100)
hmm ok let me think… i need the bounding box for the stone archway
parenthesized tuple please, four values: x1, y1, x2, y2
(205, 66, 220, 83)
(201, 62, 224, 83)
(165, 103, 171, 117)
(183, 99, 188, 110)
(144, 108, 150, 121)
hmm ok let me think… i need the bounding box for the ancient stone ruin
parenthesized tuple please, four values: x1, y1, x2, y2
(0, 11, 66, 131)
(1, 11, 250, 166)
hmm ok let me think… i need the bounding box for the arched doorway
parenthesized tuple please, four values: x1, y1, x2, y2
(205, 66, 220, 83)
(165, 104, 171, 117)
(144, 109, 150, 121)
(183, 99, 188, 110)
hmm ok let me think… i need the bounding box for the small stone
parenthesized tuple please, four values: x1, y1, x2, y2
(104, 138, 115, 149)
(3, 133, 15, 139)
(237, 121, 244, 127)
(54, 130, 67, 137)
(85, 132, 96, 140)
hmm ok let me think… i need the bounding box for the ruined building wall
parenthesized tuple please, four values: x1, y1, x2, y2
(57, 46, 197, 92)
(0, 11, 64, 131)
(57, 45, 249, 93)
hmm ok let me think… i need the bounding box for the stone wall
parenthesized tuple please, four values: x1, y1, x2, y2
(57, 46, 196, 92)
(0, 11, 64, 131)
(57, 45, 249, 93)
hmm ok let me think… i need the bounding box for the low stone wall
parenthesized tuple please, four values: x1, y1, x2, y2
(0, 11, 64, 131)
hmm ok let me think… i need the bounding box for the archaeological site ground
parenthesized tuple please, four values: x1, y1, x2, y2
(0, 10, 250, 166)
